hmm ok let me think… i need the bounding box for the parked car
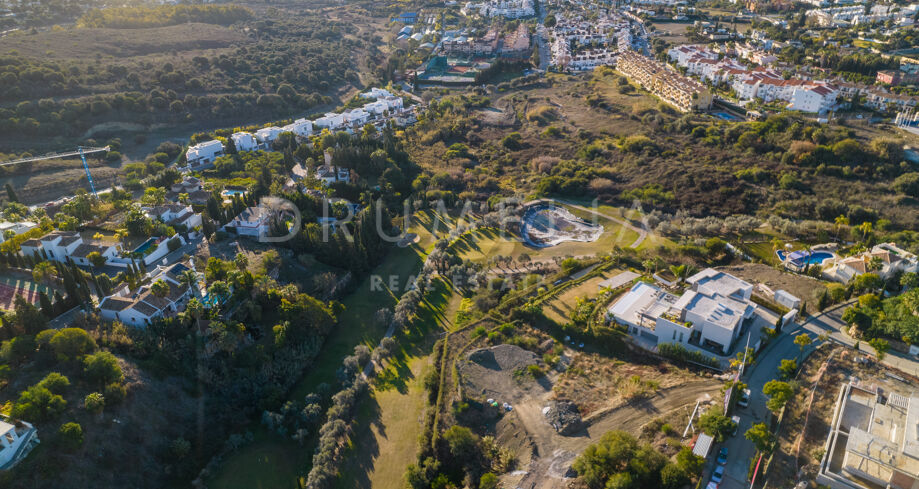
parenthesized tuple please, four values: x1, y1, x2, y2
(706, 482, 719, 489)
(717, 447, 728, 465)
(738, 388, 751, 408)
(711, 465, 725, 484)
(731, 415, 741, 436)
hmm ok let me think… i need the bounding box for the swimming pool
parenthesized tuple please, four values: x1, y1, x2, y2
(776, 250, 834, 266)
(133, 238, 158, 254)
(712, 111, 741, 121)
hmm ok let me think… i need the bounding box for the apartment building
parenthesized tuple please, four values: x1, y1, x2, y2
(617, 50, 713, 112)
(230, 132, 259, 152)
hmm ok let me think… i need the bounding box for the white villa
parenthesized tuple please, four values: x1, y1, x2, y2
(255, 127, 284, 149)
(280, 118, 314, 139)
(185, 140, 225, 167)
(98, 261, 201, 328)
(824, 243, 919, 283)
(0, 417, 38, 470)
(20, 231, 122, 267)
(0, 221, 36, 243)
(225, 207, 272, 238)
(144, 204, 203, 232)
(230, 132, 259, 152)
(608, 268, 756, 356)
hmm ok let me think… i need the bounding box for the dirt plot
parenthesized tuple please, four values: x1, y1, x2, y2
(766, 344, 919, 488)
(716, 262, 827, 304)
(457, 343, 723, 489)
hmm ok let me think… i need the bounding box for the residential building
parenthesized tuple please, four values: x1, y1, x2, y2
(315, 165, 351, 185)
(185, 140, 224, 167)
(617, 51, 713, 112)
(225, 207, 271, 238)
(500, 23, 531, 60)
(20, 231, 121, 266)
(824, 243, 919, 283)
(0, 417, 38, 470)
(0, 221, 36, 243)
(144, 204, 203, 231)
(170, 176, 202, 195)
(314, 112, 347, 131)
(230, 132, 259, 152)
(817, 381, 919, 489)
(97, 261, 200, 327)
(255, 127, 284, 149)
(463, 0, 535, 18)
(280, 118, 314, 139)
(607, 268, 756, 355)
(360, 87, 394, 99)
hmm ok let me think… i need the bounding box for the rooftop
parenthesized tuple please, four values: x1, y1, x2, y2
(686, 268, 752, 300)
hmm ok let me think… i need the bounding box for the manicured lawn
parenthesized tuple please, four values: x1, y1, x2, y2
(207, 211, 457, 489)
(541, 270, 621, 325)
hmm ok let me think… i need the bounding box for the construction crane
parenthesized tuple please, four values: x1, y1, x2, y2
(0, 146, 110, 197)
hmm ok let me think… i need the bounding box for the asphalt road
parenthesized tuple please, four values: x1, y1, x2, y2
(716, 300, 919, 489)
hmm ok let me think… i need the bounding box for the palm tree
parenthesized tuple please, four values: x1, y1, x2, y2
(834, 215, 849, 242)
(858, 221, 873, 243)
(771, 237, 784, 264)
(179, 270, 200, 298)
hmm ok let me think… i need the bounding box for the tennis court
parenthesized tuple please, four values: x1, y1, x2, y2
(0, 275, 56, 310)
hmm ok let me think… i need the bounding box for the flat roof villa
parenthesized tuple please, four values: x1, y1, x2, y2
(818, 381, 919, 489)
(607, 268, 756, 356)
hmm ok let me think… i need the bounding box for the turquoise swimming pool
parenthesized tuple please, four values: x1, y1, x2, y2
(133, 238, 157, 254)
(776, 250, 834, 266)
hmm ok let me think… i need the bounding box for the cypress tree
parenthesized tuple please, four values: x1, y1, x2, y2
(52, 290, 66, 314)
(39, 291, 53, 318)
(5, 183, 18, 203)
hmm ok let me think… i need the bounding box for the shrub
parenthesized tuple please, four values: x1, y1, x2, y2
(104, 382, 127, 405)
(84, 392, 105, 414)
(37, 372, 70, 394)
(58, 422, 83, 451)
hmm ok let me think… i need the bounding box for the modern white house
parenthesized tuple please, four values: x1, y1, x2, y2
(360, 87, 394, 99)
(608, 268, 756, 356)
(97, 261, 201, 328)
(314, 112, 347, 131)
(281, 118, 314, 139)
(824, 243, 919, 283)
(0, 417, 38, 470)
(230, 132, 259, 152)
(0, 221, 37, 243)
(185, 140, 225, 167)
(225, 207, 272, 238)
(255, 126, 284, 149)
(20, 231, 122, 266)
(144, 204, 203, 232)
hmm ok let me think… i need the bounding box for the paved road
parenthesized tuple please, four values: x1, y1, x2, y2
(717, 300, 919, 489)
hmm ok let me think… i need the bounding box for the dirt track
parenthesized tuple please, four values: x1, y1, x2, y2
(505, 379, 723, 489)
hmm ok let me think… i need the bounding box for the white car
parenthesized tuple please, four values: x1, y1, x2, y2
(738, 388, 751, 408)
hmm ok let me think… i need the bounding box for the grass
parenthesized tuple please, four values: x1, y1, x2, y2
(541, 270, 621, 325)
(333, 278, 464, 489)
(207, 210, 459, 489)
(451, 207, 642, 266)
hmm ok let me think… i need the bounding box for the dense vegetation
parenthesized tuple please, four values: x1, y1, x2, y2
(77, 4, 254, 29)
(572, 430, 704, 489)
(0, 13, 361, 150)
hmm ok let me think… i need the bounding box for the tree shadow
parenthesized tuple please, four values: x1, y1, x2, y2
(340, 393, 384, 489)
